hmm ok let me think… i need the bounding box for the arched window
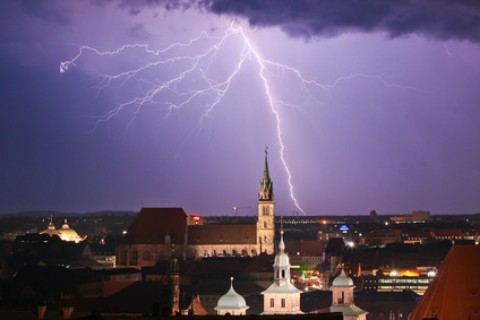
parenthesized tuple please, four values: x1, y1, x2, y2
(264, 221, 268, 228)
(281, 270, 285, 278)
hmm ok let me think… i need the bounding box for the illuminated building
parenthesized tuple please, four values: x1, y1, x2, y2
(39, 217, 85, 243)
(261, 230, 303, 315)
(116, 151, 275, 267)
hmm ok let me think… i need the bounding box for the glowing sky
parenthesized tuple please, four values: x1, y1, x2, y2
(1, 0, 480, 215)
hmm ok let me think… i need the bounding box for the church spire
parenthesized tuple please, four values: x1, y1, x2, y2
(259, 147, 274, 201)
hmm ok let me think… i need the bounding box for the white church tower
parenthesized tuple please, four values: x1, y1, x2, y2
(261, 230, 302, 314)
(329, 269, 368, 320)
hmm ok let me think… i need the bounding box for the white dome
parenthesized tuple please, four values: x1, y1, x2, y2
(215, 279, 249, 311)
(332, 269, 354, 287)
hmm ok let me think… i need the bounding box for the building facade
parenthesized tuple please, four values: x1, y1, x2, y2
(116, 151, 276, 267)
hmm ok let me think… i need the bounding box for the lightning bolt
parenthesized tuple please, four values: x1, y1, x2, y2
(60, 23, 425, 215)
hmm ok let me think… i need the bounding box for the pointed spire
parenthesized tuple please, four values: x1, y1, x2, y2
(48, 215, 55, 230)
(279, 229, 285, 251)
(227, 276, 238, 295)
(263, 146, 270, 181)
(259, 147, 274, 201)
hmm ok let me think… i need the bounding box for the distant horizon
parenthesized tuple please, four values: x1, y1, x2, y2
(2, 208, 478, 217)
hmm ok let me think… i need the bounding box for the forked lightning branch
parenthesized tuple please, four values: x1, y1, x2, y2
(60, 23, 423, 215)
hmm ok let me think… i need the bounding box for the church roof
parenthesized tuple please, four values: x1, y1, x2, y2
(332, 269, 354, 287)
(410, 245, 480, 320)
(329, 304, 368, 317)
(215, 278, 249, 311)
(262, 231, 302, 295)
(187, 224, 256, 245)
(123, 207, 187, 244)
(262, 281, 303, 294)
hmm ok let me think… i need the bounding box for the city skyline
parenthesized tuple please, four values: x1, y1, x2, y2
(1, 1, 480, 215)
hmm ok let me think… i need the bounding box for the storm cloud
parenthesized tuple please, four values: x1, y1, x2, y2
(204, 0, 480, 41)
(134, 0, 480, 42)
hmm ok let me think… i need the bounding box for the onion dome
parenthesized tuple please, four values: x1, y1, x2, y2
(273, 230, 290, 268)
(215, 277, 249, 311)
(332, 269, 354, 287)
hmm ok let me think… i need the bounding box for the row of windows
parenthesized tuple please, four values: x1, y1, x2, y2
(379, 278, 430, 284)
(270, 298, 286, 308)
(199, 249, 257, 257)
(378, 285, 428, 290)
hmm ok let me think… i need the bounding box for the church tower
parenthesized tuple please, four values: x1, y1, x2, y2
(257, 149, 275, 254)
(329, 269, 368, 320)
(261, 230, 302, 314)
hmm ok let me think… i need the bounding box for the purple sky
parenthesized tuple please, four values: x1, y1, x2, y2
(1, 0, 480, 215)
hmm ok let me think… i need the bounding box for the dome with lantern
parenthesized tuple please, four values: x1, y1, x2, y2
(214, 277, 249, 315)
(40, 217, 85, 243)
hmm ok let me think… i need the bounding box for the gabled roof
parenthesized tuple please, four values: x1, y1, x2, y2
(330, 304, 368, 317)
(123, 207, 187, 244)
(187, 224, 256, 245)
(410, 245, 480, 320)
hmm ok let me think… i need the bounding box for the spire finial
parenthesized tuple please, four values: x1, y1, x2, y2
(279, 229, 285, 251)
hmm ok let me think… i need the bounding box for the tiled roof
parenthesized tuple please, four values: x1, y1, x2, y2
(123, 207, 187, 244)
(187, 224, 256, 244)
(410, 245, 480, 320)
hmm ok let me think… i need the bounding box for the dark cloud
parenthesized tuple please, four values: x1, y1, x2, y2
(106, 0, 480, 41)
(199, 0, 480, 42)
(21, 0, 70, 24)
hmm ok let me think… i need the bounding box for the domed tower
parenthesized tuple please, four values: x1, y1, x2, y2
(214, 277, 249, 316)
(257, 148, 275, 254)
(329, 269, 368, 320)
(261, 230, 302, 315)
(58, 219, 85, 243)
(40, 215, 59, 237)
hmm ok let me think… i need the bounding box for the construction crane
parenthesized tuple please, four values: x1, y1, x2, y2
(231, 205, 253, 216)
